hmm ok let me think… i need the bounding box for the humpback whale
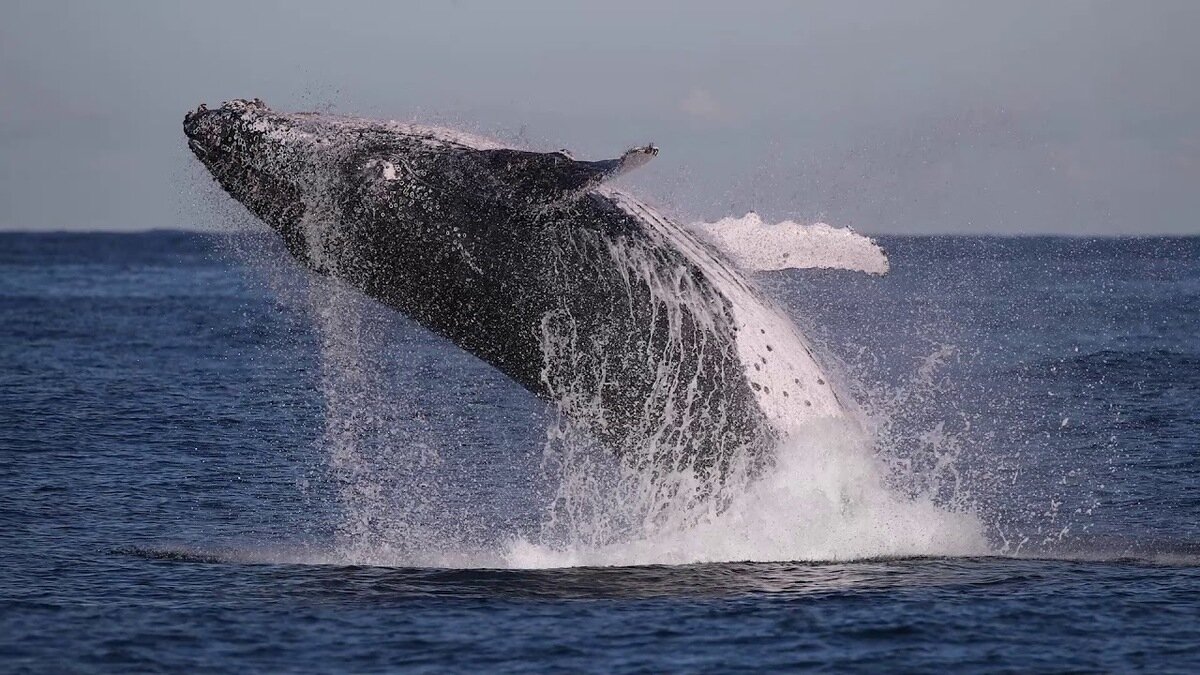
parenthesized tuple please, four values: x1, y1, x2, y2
(184, 99, 848, 475)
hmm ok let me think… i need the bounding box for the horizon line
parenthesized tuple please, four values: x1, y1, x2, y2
(1, 226, 1197, 239)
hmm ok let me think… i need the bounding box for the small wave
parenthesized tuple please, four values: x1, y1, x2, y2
(1017, 348, 1200, 378)
(115, 544, 346, 567)
(1013, 536, 1200, 567)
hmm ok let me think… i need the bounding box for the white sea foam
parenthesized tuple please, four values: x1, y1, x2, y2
(688, 212, 890, 275)
(502, 419, 988, 568)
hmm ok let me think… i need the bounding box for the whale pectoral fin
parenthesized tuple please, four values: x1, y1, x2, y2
(687, 217, 891, 275)
(480, 145, 660, 201)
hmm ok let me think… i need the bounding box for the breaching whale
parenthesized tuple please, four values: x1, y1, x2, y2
(184, 99, 851, 475)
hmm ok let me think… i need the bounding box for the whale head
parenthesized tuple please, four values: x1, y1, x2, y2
(184, 99, 316, 236)
(184, 98, 275, 174)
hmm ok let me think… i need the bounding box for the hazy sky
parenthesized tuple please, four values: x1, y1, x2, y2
(2, 0, 1198, 234)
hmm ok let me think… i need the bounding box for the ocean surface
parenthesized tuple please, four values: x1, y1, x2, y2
(2, 231, 1198, 672)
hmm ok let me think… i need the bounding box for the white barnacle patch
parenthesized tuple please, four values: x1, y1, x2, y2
(364, 159, 399, 180)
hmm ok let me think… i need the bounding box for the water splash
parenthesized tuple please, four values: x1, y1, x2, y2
(506, 418, 988, 568)
(214, 181, 988, 568)
(520, 239, 988, 564)
(307, 277, 447, 561)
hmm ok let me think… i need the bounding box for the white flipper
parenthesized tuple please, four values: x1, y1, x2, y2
(688, 212, 889, 275)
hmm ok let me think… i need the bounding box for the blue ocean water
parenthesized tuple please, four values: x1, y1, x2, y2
(1, 231, 1198, 672)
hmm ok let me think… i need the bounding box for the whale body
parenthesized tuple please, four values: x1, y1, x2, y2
(184, 99, 847, 474)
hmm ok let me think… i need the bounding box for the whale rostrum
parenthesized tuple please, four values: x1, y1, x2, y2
(184, 99, 846, 475)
